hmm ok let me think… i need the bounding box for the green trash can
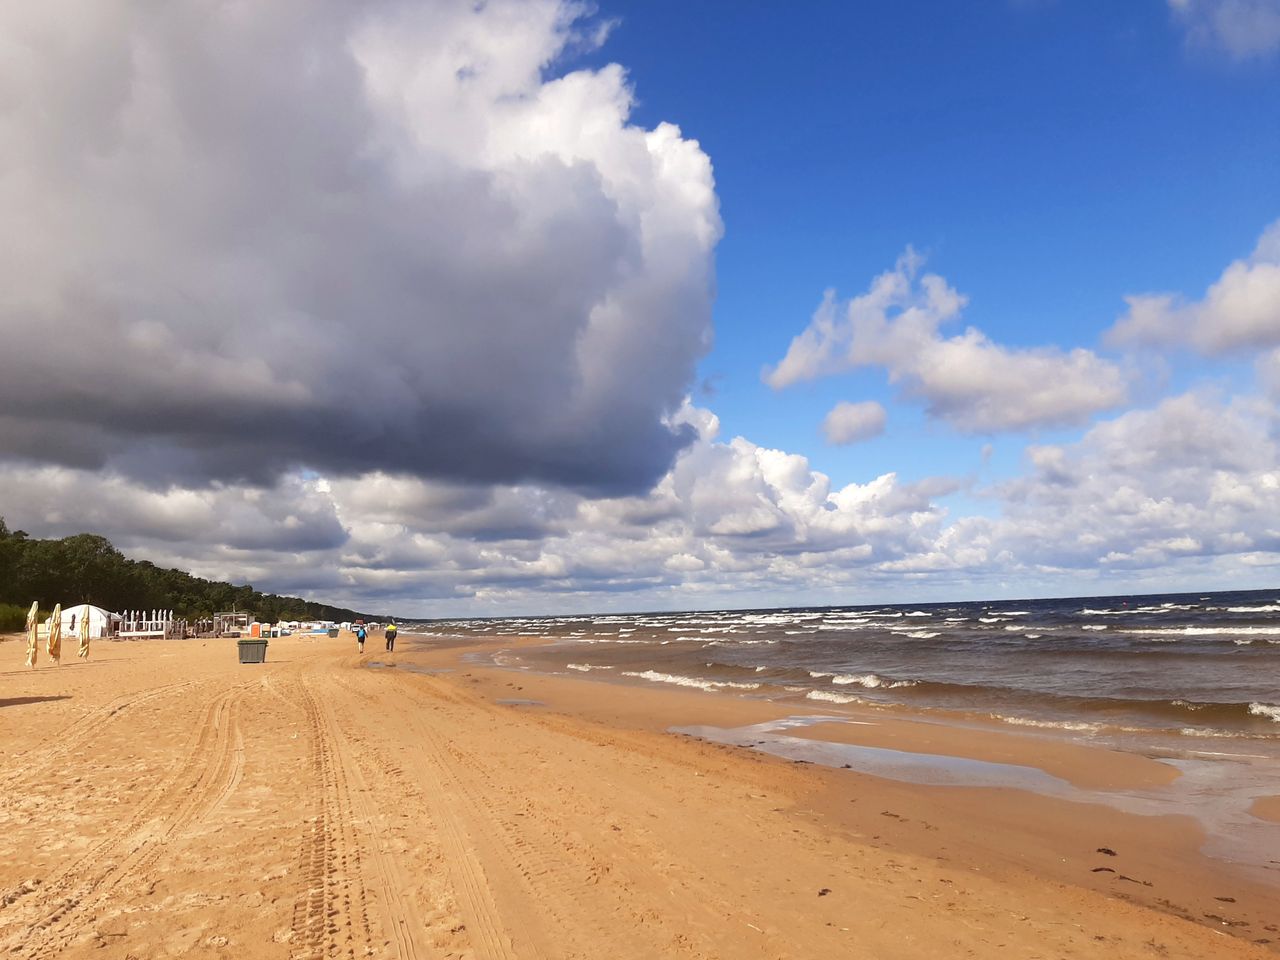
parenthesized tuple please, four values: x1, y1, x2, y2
(237, 639, 268, 664)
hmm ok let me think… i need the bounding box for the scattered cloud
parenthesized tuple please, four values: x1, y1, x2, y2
(1168, 0, 1280, 59)
(822, 401, 887, 445)
(985, 391, 1280, 571)
(0, 0, 720, 494)
(1108, 219, 1280, 355)
(765, 250, 1128, 433)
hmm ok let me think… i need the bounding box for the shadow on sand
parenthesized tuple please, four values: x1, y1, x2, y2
(0, 695, 72, 708)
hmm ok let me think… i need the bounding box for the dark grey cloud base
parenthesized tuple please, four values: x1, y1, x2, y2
(0, 1, 717, 495)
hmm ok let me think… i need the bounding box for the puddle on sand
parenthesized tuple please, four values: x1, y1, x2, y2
(496, 698, 545, 707)
(674, 715, 1067, 793)
(672, 715, 1280, 871)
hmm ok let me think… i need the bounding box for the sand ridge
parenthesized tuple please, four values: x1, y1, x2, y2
(0, 632, 1275, 958)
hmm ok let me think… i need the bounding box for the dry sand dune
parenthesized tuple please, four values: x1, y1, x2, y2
(0, 632, 1275, 959)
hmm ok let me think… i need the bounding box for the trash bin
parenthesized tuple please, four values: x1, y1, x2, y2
(327, 628, 339, 638)
(237, 639, 268, 664)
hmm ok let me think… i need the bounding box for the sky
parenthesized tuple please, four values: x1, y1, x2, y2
(1, 0, 1279, 616)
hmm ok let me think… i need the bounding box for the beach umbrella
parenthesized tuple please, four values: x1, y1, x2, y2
(47, 603, 62, 664)
(78, 603, 91, 660)
(24, 601, 38, 668)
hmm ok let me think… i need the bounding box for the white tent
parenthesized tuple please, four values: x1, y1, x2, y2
(55, 604, 119, 639)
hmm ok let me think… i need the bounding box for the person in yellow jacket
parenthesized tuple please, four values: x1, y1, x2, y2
(385, 622, 398, 652)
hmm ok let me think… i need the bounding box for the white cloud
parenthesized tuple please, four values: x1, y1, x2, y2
(6, 389, 1280, 612)
(984, 391, 1280, 570)
(0, 0, 719, 493)
(765, 250, 1128, 433)
(822, 401, 887, 445)
(1169, 0, 1280, 59)
(1108, 219, 1280, 354)
(0, 401, 961, 612)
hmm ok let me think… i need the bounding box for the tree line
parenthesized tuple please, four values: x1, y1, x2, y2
(0, 517, 385, 629)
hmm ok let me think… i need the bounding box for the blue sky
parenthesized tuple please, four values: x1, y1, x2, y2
(590, 0, 1280, 486)
(3, 0, 1280, 615)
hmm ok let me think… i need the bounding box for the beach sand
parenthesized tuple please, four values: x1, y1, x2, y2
(0, 631, 1276, 958)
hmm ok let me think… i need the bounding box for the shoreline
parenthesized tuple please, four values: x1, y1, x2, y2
(428, 633, 1280, 930)
(1, 630, 1276, 957)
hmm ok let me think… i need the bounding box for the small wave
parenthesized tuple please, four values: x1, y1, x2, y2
(1179, 726, 1251, 739)
(1226, 603, 1280, 613)
(993, 715, 1101, 733)
(1122, 626, 1280, 637)
(1250, 703, 1280, 723)
(905, 631, 940, 639)
(566, 663, 611, 672)
(806, 690, 864, 704)
(979, 617, 1008, 623)
(1024, 633, 1043, 640)
(830, 673, 917, 689)
(620, 670, 760, 692)
(905, 611, 931, 617)
(1081, 625, 1108, 631)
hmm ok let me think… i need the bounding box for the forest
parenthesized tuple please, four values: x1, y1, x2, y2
(0, 517, 383, 630)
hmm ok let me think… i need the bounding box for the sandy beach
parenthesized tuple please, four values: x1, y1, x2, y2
(0, 631, 1276, 959)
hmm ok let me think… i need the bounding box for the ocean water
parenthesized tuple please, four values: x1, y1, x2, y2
(413, 588, 1280, 748)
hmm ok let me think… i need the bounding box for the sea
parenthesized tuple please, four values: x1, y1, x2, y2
(410, 588, 1280, 751)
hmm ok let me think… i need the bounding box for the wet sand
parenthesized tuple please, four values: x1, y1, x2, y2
(0, 630, 1276, 958)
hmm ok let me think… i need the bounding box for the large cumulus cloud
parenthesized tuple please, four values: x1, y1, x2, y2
(0, 0, 719, 493)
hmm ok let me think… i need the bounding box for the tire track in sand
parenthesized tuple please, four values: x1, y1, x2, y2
(328, 666, 525, 959)
(313, 680, 439, 960)
(334, 666, 642, 960)
(288, 671, 375, 960)
(0, 678, 208, 795)
(0, 679, 253, 958)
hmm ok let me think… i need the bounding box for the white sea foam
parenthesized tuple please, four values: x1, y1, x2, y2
(1082, 624, 1108, 631)
(995, 716, 1101, 733)
(905, 631, 940, 639)
(806, 690, 864, 704)
(1179, 727, 1248, 739)
(1122, 626, 1280, 637)
(1249, 703, 1280, 723)
(566, 663, 611, 672)
(979, 617, 1008, 623)
(620, 670, 760, 692)
(1226, 604, 1280, 613)
(828, 673, 916, 689)
(1024, 633, 1043, 639)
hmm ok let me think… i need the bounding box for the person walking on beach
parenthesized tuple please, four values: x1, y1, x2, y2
(385, 622, 397, 652)
(356, 624, 366, 653)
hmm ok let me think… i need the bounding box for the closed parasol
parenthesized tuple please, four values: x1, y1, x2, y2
(25, 601, 39, 668)
(78, 603, 91, 659)
(47, 603, 62, 664)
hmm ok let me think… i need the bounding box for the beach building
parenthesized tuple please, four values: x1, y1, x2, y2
(48, 604, 119, 639)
